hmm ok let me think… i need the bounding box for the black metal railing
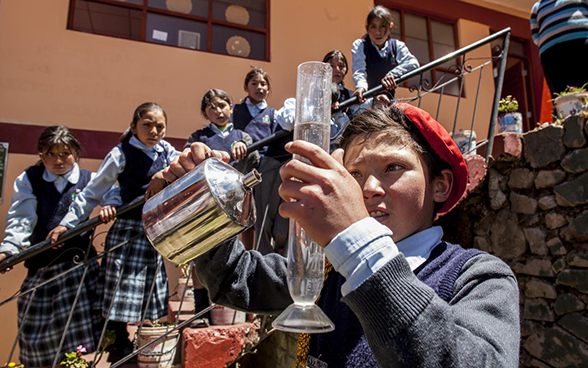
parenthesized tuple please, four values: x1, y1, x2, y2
(0, 27, 511, 367)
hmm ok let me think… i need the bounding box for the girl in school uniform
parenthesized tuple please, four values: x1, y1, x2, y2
(185, 88, 259, 173)
(0, 126, 110, 367)
(351, 5, 420, 104)
(49, 102, 180, 362)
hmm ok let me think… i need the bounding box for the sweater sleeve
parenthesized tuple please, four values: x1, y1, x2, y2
(387, 40, 420, 79)
(342, 253, 520, 367)
(193, 236, 292, 314)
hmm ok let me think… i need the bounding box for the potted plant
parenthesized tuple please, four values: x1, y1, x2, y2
(137, 320, 179, 368)
(497, 95, 523, 134)
(553, 83, 588, 119)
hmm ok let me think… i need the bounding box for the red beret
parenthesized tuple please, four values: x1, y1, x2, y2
(393, 103, 469, 214)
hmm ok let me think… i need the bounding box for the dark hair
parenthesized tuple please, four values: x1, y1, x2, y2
(331, 82, 341, 109)
(201, 89, 233, 117)
(120, 102, 167, 143)
(37, 125, 83, 163)
(365, 5, 394, 40)
(341, 106, 450, 213)
(243, 68, 271, 101)
(323, 50, 349, 75)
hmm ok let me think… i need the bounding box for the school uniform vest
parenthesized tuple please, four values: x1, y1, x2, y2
(308, 242, 484, 367)
(192, 126, 245, 166)
(363, 36, 398, 99)
(117, 141, 168, 220)
(25, 165, 95, 272)
(232, 103, 291, 159)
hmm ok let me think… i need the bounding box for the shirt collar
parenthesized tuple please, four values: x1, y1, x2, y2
(396, 226, 443, 271)
(207, 122, 234, 135)
(42, 162, 80, 184)
(245, 97, 267, 110)
(129, 135, 163, 153)
(370, 38, 389, 51)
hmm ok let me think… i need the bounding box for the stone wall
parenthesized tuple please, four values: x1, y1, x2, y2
(438, 116, 588, 367)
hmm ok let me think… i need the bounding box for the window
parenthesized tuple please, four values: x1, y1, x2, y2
(388, 9, 460, 95)
(68, 0, 270, 61)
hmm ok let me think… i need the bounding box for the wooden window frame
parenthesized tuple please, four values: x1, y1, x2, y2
(67, 0, 271, 61)
(390, 8, 461, 95)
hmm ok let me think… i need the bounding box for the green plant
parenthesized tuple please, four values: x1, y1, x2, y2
(142, 319, 173, 328)
(498, 95, 519, 114)
(554, 83, 588, 97)
(60, 346, 89, 368)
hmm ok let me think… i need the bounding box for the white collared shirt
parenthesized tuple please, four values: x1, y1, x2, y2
(207, 122, 234, 138)
(60, 136, 179, 229)
(326, 217, 443, 296)
(0, 163, 117, 254)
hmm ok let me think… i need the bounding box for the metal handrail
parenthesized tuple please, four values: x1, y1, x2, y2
(0, 195, 145, 272)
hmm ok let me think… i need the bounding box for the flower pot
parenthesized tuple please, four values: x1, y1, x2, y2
(210, 304, 246, 325)
(137, 325, 179, 368)
(451, 130, 477, 155)
(497, 112, 523, 134)
(554, 92, 588, 119)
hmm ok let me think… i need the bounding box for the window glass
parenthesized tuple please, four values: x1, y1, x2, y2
(404, 14, 429, 64)
(69, 0, 269, 61)
(432, 20, 455, 68)
(147, 0, 209, 18)
(211, 24, 266, 60)
(390, 9, 401, 39)
(212, 0, 266, 29)
(71, 0, 142, 40)
(146, 13, 208, 50)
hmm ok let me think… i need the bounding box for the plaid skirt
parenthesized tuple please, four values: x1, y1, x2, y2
(100, 218, 169, 323)
(17, 259, 102, 367)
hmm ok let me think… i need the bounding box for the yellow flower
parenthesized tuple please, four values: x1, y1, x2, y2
(8, 362, 16, 368)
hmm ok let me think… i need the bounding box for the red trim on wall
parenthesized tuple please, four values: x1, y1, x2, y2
(0, 122, 185, 159)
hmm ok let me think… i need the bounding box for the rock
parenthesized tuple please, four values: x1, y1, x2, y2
(521, 319, 543, 337)
(502, 132, 523, 157)
(183, 323, 259, 368)
(524, 228, 548, 255)
(510, 192, 538, 215)
(525, 278, 557, 299)
(535, 170, 566, 189)
(513, 259, 555, 277)
(538, 195, 558, 210)
(520, 214, 540, 227)
(561, 149, 588, 174)
(552, 259, 566, 274)
(561, 210, 588, 242)
(545, 213, 568, 229)
(558, 313, 588, 344)
(490, 209, 527, 259)
(490, 189, 507, 210)
(473, 215, 493, 236)
(554, 293, 585, 315)
(547, 237, 568, 255)
(509, 168, 536, 189)
(465, 154, 486, 192)
(563, 115, 587, 148)
(473, 236, 491, 252)
(529, 359, 552, 368)
(488, 168, 506, 191)
(567, 253, 588, 268)
(524, 327, 588, 367)
(524, 125, 565, 168)
(557, 269, 588, 293)
(554, 172, 588, 207)
(523, 298, 555, 321)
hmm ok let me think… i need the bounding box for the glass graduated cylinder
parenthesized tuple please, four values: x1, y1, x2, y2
(287, 121, 330, 305)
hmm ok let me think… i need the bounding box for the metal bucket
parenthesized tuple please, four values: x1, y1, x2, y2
(143, 158, 260, 265)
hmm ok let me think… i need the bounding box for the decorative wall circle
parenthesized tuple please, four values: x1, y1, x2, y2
(225, 5, 250, 25)
(226, 35, 251, 57)
(166, 0, 193, 14)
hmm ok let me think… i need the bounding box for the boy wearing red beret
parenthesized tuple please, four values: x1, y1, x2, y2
(163, 104, 520, 367)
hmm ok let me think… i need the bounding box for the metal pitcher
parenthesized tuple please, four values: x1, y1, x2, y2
(142, 158, 261, 265)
